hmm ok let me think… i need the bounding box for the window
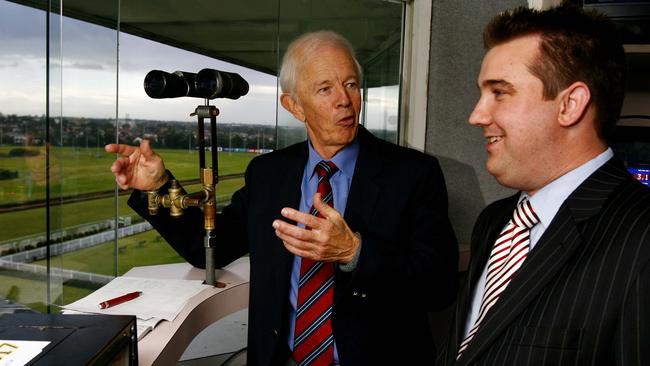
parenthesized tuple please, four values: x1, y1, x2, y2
(0, 0, 404, 313)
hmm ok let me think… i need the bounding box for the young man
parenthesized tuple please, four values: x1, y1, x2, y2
(441, 4, 649, 366)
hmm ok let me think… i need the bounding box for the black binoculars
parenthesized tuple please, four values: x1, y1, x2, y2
(144, 68, 249, 100)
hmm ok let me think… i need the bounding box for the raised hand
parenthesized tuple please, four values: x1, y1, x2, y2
(272, 193, 360, 263)
(105, 139, 168, 191)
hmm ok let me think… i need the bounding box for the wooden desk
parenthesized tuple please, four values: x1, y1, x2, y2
(123, 257, 250, 366)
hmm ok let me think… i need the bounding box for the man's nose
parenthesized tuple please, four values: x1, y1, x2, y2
(335, 86, 352, 108)
(468, 99, 490, 126)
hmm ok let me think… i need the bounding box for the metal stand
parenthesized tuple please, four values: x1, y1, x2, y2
(146, 103, 220, 287)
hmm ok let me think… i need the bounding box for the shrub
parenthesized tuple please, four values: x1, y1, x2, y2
(8, 148, 39, 157)
(0, 169, 18, 180)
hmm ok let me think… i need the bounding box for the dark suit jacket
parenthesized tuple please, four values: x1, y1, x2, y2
(439, 157, 650, 366)
(129, 126, 459, 366)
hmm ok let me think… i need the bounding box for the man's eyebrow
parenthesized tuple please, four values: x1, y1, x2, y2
(480, 79, 515, 92)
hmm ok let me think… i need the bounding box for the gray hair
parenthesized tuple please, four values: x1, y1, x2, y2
(279, 30, 363, 96)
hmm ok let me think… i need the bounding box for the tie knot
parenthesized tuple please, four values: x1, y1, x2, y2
(315, 160, 339, 179)
(512, 198, 540, 229)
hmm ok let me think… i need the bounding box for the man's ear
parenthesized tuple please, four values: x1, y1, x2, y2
(280, 93, 305, 122)
(558, 81, 591, 127)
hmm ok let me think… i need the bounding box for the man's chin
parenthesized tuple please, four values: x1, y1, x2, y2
(486, 162, 505, 181)
(339, 125, 358, 143)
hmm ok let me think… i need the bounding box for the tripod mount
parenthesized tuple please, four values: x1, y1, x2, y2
(145, 104, 222, 287)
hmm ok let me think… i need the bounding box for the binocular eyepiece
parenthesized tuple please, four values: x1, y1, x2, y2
(144, 68, 249, 100)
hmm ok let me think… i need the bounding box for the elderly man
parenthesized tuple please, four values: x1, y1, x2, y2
(107, 31, 458, 366)
(440, 4, 650, 366)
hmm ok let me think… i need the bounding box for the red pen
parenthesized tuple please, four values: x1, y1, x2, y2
(99, 291, 142, 309)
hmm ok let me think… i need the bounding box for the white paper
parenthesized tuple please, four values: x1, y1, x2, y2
(0, 340, 50, 366)
(63, 276, 209, 321)
(136, 317, 163, 341)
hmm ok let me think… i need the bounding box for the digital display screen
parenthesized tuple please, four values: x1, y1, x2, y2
(628, 167, 650, 186)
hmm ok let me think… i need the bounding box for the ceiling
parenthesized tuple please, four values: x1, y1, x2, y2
(11, 0, 404, 84)
(583, 1, 650, 44)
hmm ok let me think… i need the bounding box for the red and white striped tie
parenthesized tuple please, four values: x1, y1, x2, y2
(293, 161, 338, 366)
(457, 198, 539, 358)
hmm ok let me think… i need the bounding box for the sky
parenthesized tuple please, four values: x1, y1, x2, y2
(0, 1, 398, 129)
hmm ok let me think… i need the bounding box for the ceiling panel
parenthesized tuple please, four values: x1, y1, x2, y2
(11, 0, 404, 83)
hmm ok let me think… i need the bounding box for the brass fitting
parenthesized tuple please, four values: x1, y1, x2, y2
(148, 170, 217, 229)
(204, 200, 216, 231)
(167, 180, 184, 217)
(201, 168, 214, 186)
(147, 190, 160, 215)
(201, 168, 216, 231)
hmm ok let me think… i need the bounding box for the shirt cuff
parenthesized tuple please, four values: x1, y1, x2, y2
(339, 232, 362, 272)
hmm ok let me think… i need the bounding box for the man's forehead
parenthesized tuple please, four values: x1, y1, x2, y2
(299, 48, 358, 83)
(487, 38, 538, 64)
(478, 36, 541, 85)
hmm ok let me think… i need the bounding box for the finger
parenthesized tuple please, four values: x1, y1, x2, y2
(115, 177, 130, 190)
(113, 172, 131, 190)
(139, 139, 155, 159)
(311, 192, 339, 220)
(105, 143, 136, 156)
(280, 207, 322, 229)
(281, 238, 316, 260)
(272, 219, 317, 242)
(275, 229, 309, 248)
(110, 157, 130, 174)
(276, 231, 320, 259)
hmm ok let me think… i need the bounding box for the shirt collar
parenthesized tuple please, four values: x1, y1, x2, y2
(523, 148, 614, 229)
(306, 137, 360, 180)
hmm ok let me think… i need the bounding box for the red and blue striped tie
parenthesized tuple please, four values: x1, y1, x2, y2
(293, 160, 338, 366)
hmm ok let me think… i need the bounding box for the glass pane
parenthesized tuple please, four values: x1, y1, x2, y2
(116, 0, 279, 275)
(0, 0, 405, 323)
(0, 0, 48, 313)
(48, 1, 120, 311)
(364, 40, 402, 144)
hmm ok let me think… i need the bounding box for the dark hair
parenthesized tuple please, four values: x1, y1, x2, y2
(484, 3, 627, 140)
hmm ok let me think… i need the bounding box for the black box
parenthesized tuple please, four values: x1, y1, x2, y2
(0, 313, 137, 365)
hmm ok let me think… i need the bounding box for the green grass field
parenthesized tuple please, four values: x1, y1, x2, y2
(2, 210, 218, 312)
(0, 147, 254, 312)
(0, 178, 243, 242)
(32, 230, 185, 275)
(0, 146, 254, 204)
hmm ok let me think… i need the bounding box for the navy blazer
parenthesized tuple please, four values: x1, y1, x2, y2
(440, 157, 650, 366)
(129, 126, 459, 366)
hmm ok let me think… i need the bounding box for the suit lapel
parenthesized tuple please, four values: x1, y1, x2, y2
(275, 142, 309, 282)
(452, 196, 517, 362)
(345, 127, 382, 227)
(457, 157, 629, 365)
(335, 127, 382, 302)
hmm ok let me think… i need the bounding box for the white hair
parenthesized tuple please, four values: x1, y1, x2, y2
(279, 30, 363, 96)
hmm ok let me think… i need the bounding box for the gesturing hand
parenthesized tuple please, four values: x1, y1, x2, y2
(105, 139, 168, 191)
(273, 193, 360, 263)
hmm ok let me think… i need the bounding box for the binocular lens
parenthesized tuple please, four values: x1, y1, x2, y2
(143, 68, 249, 100)
(195, 69, 249, 100)
(144, 70, 200, 99)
